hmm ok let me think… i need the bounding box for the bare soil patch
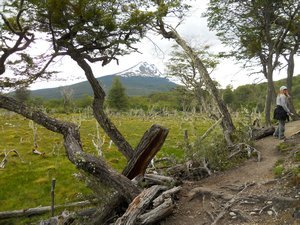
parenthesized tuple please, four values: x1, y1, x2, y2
(162, 121, 300, 225)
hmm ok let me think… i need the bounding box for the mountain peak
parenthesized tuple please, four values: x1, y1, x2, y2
(115, 61, 163, 78)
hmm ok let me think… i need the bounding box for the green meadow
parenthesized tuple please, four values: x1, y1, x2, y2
(0, 110, 213, 212)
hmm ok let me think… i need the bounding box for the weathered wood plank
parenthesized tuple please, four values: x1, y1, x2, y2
(113, 185, 167, 225)
(138, 198, 174, 225)
(251, 126, 275, 140)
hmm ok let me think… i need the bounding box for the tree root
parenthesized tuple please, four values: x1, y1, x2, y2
(210, 182, 253, 225)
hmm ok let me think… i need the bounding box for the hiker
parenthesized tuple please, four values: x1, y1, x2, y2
(273, 86, 293, 140)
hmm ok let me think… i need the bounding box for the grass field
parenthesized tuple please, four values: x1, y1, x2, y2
(0, 110, 213, 214)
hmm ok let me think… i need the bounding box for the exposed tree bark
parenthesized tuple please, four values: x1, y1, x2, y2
(113, 185, 171, 225)
(113, 185, 166, 225)
(250, 126, 275, 140)
(122, 124, 169, 179)
(152, 186, 181, 207)
(156, 23, 235, 146)
(286, 44, 300, 119)
(137, 198, 174, 225)
(67, 48, 135, 160)
(228, 143, 261, 162)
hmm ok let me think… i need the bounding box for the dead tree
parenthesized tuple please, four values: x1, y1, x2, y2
(155, 21, 235, 146)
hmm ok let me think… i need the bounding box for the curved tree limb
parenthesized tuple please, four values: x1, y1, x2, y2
(0, 95, 140, 203)
(67, 47, 135, 160)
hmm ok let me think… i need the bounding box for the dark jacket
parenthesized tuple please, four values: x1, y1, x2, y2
(273, 105, 288, 121)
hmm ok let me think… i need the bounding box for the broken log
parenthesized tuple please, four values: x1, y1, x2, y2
(113, 185, 168, 225)
(39, 208, 98, 225)
(152, 186, 181, 207)
(122, 125, 169, 180)
(137, 198, 174, 225)
(0, 200, 93, 219)
(251, 126, 275, 140)
(98, 125, 169, 225)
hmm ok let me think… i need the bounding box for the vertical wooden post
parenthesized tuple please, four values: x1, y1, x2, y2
(51, 178, 56, 217)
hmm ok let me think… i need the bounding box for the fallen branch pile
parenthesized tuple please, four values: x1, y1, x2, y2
(113, 185, 181, 225)
(228, 143, 261, 161)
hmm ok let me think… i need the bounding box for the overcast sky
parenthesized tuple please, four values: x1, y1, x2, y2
(28, 0, 243, 90)
(3, 0, 297, 90)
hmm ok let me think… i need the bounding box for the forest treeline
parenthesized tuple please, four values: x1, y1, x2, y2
(15, 74, 300, 114)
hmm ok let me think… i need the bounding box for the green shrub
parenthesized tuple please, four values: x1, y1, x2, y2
(273, 165, 285, 177)
(185, 130, 233, 171)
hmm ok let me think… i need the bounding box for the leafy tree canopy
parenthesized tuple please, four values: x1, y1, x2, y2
(0, 0, 190, 90)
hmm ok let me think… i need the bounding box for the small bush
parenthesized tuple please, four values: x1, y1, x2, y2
(186, 131, 234, 171)
(273, 165, 285, 177)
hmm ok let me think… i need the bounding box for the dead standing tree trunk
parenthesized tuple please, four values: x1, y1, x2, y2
(157, 23, 235, 146)
(123, 124, 169, 179)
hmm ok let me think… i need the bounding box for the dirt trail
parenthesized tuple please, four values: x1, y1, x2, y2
(162, 120, 300, 225)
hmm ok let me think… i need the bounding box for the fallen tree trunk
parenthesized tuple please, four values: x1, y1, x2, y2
(0, 200, 93, 219)
(251, 126, 275, 140)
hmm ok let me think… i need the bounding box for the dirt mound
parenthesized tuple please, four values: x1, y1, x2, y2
(162, 121, 300, 225)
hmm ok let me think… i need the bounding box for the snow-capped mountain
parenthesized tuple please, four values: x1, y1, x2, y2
(29, 61, 177, 99)
(115, 61, 163, 78)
